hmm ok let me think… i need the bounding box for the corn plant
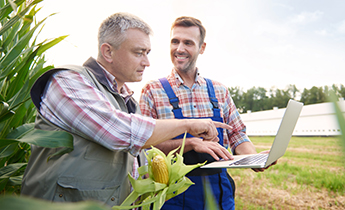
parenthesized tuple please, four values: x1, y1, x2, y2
(0, 0, 72, 195)
(113, 132, 206, 210)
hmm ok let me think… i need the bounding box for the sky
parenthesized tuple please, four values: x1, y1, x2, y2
(36, 0, 345, 101)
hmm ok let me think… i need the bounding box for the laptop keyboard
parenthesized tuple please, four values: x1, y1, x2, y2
(230, 154, 268, 166)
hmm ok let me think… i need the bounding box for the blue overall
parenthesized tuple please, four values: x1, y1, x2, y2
(158, 78, 235, 210)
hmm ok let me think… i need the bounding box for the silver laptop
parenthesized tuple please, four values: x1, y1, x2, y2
(201, 99, 303, 169)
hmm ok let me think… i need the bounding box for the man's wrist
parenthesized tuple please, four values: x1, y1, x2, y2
(181, 119, 192, 134)
(188, 137, 202, 149)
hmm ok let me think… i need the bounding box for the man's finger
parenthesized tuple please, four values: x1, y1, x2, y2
(259, 150, 270, 154)
(208, 150, 219, 161)
(212, 121, 232, 130)
(212, 137, 219, 142)
(216, 147, 234, 160)
(198, 127, 218, 140)
(198, 131, 216, 140)
(203, 136, 219, 142)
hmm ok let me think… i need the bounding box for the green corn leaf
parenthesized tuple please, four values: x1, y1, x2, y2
(7, 77, 31, 109)
(0, 139, 18, 148)
(0, 110, 15, 123)
(165, 176, 194, 200)
(128, 174, 166, 195)
(1, 125, 73, 158)
(115, 192, 158, 210)
(29, 65, 54, 88)
(0, 0, 26, 21)
(116, 190, 140, 208)
(0, 195, 110, 210)
(2, 21, 21, 51)
(179, 131, 187, 156)
(203, 177, 220, 210)
(0, 178, 9, 192)
(0, 4, 30, 36)
(5, 100, 30, 130)
(7, 0, 17, 12)
(36, 35, 68, 57)
(8, 175, 23, 186)
(0, 101, 9, 115)
(0, 144, 17, 158)
(0, 162, 26, 178)
(6, 50, 38, 98)
(137, 164, 148, 177)
(329, 92, 345, 164)
(166, 146, 179, 161)
(0, 15, 48, 73)
(14, 129, 73, 148)
(154, 187, 169, 210)
(6, 123, 34, 139)
(166, 176, 194, 194)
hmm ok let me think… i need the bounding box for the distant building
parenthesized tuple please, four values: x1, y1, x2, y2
(240, 100, 345, 136)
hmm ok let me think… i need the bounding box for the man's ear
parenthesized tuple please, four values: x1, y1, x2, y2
(100, 43, 113, 63)
(199, 42, 206, 55)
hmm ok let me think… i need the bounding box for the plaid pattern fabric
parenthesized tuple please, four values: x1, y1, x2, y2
(103, 64, 133, 102)
(39, 70, 156, 178)
(140, 69, 250, 153)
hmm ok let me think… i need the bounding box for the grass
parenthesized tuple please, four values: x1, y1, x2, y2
(229, 136, 345, 210)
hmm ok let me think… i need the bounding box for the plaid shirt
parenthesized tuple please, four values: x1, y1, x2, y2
(139, 69, 250, 153)
(39, 68, 155, 178)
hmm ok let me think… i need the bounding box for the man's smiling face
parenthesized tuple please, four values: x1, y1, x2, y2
(170, 26, 205, 73)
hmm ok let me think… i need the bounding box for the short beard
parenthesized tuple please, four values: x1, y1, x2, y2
(176, 61, 196, 74)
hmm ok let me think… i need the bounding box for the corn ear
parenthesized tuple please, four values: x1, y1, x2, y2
(152, 155, 169, 185)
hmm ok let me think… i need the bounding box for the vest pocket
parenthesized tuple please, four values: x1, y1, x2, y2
(53, 177, 120, 206)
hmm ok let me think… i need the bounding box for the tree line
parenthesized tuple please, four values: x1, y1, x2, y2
(228, 84, 345, 114)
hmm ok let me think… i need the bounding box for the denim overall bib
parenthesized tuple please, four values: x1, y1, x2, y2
(158, 78, 235, 210)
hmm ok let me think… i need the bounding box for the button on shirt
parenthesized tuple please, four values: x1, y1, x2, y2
(39, 66, 155, 179)
(139, 69, 250, 154)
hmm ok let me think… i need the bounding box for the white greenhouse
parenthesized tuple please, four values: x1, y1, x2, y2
(240, 100, 345, 136)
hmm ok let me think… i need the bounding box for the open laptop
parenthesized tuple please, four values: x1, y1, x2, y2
(201, 99, 303, 169)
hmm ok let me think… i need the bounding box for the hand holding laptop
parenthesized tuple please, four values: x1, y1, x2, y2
(251, 150, 277, 172)
(230, 142, 277, 172)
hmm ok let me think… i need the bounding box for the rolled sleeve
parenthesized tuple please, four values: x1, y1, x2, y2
(228, 127, 251, 154)
(128, 114, 156, 156)
(40, 70, 157, 155)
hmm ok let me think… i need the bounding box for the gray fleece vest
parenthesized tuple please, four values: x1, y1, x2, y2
(21, 63, 144, 207)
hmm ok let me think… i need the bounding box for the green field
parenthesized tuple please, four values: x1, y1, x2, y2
(229, 136, 345, 210)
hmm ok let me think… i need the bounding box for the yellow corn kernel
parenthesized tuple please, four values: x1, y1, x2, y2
(151, 155, 169, 185)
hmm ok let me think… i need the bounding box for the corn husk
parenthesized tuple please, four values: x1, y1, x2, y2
(113, 132, 206, 210)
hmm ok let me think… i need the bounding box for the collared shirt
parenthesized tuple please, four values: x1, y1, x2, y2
(139, 69, 250, 154)
(39, 66, 156, 178)
(99, 63, 142, 180)
(101, 62, 134, 103)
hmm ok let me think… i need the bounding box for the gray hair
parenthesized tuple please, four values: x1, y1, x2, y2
(98, 12, 153, 53)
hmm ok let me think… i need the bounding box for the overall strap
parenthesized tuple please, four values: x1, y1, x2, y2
(158, 78, 184, 118)
(159, 78, 194, 139)
(204, 78, 221, 118)
(158, 77, 224, 177)
(204, 78, 224, 146)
